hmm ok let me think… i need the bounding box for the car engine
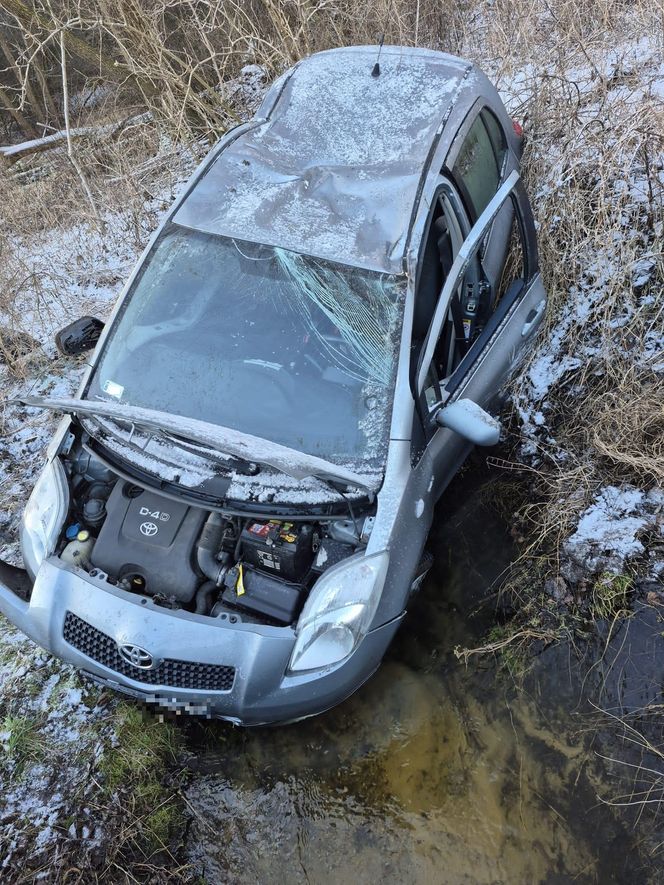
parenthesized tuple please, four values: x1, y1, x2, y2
(91, 482, 206, 601)
(56, 449, 368, 626)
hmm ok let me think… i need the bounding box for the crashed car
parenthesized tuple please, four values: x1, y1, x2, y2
(1, 45, 546, 724)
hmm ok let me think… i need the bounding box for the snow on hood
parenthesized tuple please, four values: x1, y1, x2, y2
(16, 395, 377, 494)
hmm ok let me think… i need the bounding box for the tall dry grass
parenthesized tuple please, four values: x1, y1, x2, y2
(0, 0, 472, 141)
(480, 3, 664, 571)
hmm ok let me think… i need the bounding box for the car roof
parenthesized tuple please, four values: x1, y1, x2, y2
(174, 46, 477, 274)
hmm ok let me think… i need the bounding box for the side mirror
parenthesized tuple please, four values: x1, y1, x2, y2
(435, 398, 501, 446)
(55, 316, 104, 356)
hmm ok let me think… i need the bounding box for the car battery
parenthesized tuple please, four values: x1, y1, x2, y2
(240, 520, 316, 582)
(221, 566, 303, 625)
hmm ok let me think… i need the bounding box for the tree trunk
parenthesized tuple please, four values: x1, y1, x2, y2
(32, 52, 59, 122)
(1, 0, 153, 91)
(0, 82, 38, 137)
(0, 28, 44, 120)
(0, 30, 44, 117)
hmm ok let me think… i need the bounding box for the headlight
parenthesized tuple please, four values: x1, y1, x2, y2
(288, 551, 389, 673)
(20, 459, 69, 579)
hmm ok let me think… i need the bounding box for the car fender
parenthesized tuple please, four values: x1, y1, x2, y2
(368, 440, 437, 628)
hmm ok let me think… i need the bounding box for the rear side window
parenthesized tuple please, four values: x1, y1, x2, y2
(482, 109, 507, 165)
(452, 109, 507, 219)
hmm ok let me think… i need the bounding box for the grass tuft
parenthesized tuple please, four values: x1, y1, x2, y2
(100, 703, 184, 857)
(591, 572, 633, 620)
(1, 714, 46, 776)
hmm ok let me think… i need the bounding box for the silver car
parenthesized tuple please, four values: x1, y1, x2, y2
(1, 46, 546, 724)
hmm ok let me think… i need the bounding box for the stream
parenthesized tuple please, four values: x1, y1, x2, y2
(176, 463, 663, 883)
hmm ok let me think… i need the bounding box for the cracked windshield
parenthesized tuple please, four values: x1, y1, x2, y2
(87, 225, 405, 466)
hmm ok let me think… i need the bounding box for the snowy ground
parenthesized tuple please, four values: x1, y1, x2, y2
(0, 163, 189, 880)
(0, 622, 113, 874)
(564, 486, 664, 580)
(483, 28, 664, 590)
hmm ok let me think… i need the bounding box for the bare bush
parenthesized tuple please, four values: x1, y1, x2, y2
(0, 0, 478, 142)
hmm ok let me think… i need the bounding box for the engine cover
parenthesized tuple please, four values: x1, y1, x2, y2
(90, 483, 206, 602)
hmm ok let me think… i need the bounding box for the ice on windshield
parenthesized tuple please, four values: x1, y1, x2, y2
(87, 226, 406, 476)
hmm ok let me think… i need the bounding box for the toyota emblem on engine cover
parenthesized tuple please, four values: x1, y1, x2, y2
(140, 521, 159, 537)
(119, 643, 155, 669)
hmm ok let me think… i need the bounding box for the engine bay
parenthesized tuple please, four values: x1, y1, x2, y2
(56, 445, 373, 626)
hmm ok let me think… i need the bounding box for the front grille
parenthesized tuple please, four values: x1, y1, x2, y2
(63, 612, 235, 692)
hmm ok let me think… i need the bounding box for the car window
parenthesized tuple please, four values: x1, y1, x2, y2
(87, 225, 406, 469)
(412, 200, 455, 346)
(495, 216, 525, 306)
(441, 191, 531, 401)
(452, 111, 505, 219)
(423, 365, 442, 409)
(481, 108, 507, 171)
(412, 187, 477, 409)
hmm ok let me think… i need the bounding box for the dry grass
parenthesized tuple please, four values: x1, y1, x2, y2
(0, 114, 193, 376)
(459, 1, 663, 676)
(0, 0, 473, 142)
(474, 2, 664, 584)
(590, 370, 664, 485)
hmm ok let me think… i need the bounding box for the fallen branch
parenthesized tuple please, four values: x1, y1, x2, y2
(1, 126, 89, 161)
(454, 628, 558, 664)
(0, 112, 152, 163)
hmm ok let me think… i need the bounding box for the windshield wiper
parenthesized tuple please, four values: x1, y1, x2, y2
(14, 396, 375, 494)
(82, 414, 260, 477)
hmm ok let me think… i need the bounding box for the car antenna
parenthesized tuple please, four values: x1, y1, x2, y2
(371, 34, 385, 77)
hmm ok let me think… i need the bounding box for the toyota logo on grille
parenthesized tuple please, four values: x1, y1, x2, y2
(140, 521, 159, 537)
(119, 643, 155, 669)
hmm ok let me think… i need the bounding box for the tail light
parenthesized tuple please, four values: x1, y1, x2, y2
(512, 119, 524, 138)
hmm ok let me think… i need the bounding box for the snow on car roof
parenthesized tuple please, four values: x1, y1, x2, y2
(174, 46, 473, 273)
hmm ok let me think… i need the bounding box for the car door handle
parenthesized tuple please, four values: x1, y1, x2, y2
(521, 299, 546, 337)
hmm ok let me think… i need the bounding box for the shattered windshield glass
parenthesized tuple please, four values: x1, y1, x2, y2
(86, 224, 405, 468)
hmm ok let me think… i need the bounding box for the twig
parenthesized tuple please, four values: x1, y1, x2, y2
(59, 29, 104, 232)
(454, 628, 558, 664)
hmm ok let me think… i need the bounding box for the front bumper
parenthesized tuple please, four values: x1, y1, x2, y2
(0, 558, 403, 725)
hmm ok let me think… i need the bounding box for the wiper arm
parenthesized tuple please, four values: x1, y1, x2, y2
(82, 414, 260, 476)
(14, 396, 376, 493)
(154, 429, 261, 476)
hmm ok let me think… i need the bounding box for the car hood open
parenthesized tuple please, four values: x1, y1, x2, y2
(16, 396, 377, 494)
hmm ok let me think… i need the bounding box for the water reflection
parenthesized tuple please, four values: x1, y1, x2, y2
(182, 465, 644, 883)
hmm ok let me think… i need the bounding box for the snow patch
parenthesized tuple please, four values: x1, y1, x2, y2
(563, 486, 663, 578)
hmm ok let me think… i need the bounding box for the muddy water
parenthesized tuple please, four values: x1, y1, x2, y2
(180, 466, 657, 883)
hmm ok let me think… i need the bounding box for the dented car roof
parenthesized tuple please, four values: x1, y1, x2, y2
(174, 46, 474, 273)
